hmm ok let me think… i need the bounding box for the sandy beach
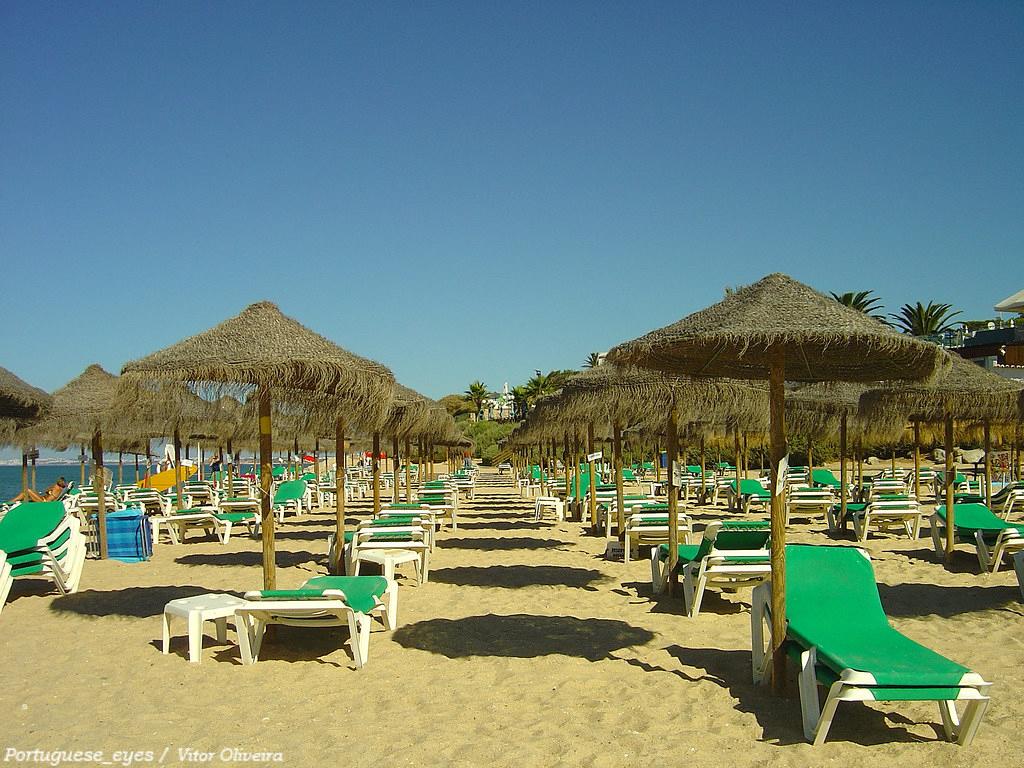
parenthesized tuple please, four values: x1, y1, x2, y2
(1, 464, 1021, 768)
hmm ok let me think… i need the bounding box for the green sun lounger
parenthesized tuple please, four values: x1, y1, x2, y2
(236, 575, 396, 668)
(0, 501, 86, 603)
(751, 545, 991, 745)
(930, 503, 1024, 572)
(653, 521, 770, 613)
(729, 479, 771, 513)
(811, 469, 841, 489)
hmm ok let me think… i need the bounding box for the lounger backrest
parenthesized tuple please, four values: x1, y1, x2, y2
(0, 501, 68, 554)
(935, 503, 1021, 535)
(733, 479, 769, 497)
(273, 480, 307, 504)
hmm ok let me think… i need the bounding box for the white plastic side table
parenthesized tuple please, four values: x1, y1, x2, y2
(162, 593, 247, 663)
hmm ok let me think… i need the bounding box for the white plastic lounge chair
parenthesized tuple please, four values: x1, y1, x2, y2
(652, 521, 770, 615)
(348, 522, 429, 584)
(785, 488, 835, 525)
(0, 502, 86, 603)
(851, 497, 923, 541)
(930, 503, 1024, 572)
(752, 545, 991, 745)
(1014, 551, 1024, 601)
(0, 552, 12, 618)
(623, 505, 691, 565)
(235, 575, 397, 668)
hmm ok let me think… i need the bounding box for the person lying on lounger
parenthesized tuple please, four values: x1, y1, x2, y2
(9, 477, 68, 503)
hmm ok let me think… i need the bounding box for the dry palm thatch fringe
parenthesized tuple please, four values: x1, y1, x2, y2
(0, 366, 52, 443)
(120, 301, 396, 426)
(859, 352, 1024, 430)
(606, 272, 947, 383)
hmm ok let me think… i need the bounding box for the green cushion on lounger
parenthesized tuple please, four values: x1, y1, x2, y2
(273, 480, 306, 504)
(812, 469, 841, 488)
(935, 504, 1024, 538)
(730, 479, 770, 498)
(785, 545, 970, 690)
(213, 512, 257, 523)
(658, 521, 771, 565)
(256, 575, 388, 614)
(0, 501, 68, 554)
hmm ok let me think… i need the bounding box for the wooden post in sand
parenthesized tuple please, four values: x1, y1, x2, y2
(372, 432, 381, 516)
(91, 432, 109, 559)
(258, 386, 275, 590)
(392, 436, 401, 504)
(665, 409, 679, 595)
(912, 421, 921, 502)
(587, 423, 598, 534)
(335, 416, 346, 573)
(943, 415, 955, 560)
(767, 349, 788, 693)
(613, 422, 625, 540)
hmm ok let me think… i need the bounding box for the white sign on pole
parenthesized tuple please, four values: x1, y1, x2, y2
(587, 451, 603, 462)
(775, 454, 789, 496)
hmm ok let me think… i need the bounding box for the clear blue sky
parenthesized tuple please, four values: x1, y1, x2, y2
(2, 2, 1023, 407)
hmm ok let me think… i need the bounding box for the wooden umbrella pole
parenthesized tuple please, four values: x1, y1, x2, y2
(405, 437, 412, 502)
(563, 431, 571, 501)
(734, 430, 742, 510)
(134, 452, 140, 484)
(392, 436, 401, 504)
(655, 442, 661, 483)
(257, 386, 275, 590)
(335, 416, 346, 574)
(768, 349, 788, 694)
(173, 429, 183, 511)
(944, 415, 955, 561)
(80, 444, 86, 487)
(21, 451, 28, 496)
(372, 432, 381, 516)
(573, 433, 582, 520)
(614, 422, 625, 541)
(742, 433, 749, 479)
(807, 439, 813, 487)
(913, 421, 921, 501)
(587, 423, 598, 533)
(314, 438, 320, 485)
(983, 420, 992, 504)
(226, 438, 234, 497)
(839, 413, 848, 527)
(92, 431, 109, 559)
(665, 409, 679, 596)
(890, 445, 896, 473)
(699, 434, 706, 505)
(857, 438, 864, 495)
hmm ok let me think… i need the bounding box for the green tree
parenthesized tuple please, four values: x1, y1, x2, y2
(510, 385, 529, 421)
(464, 380, 489, 419)
(440, 394, 473, 417)
(830, 290, 887, 322)
(891, 302, 962, 336)
(583, 352, 602, 368)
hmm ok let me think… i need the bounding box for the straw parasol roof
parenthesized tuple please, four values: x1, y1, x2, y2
(859, 352, 1024, 427)
(25, 364, 121, 447)
(0, 367, 52, 442)
(120, 301, 396, 425)
(607, 273, 946, 382)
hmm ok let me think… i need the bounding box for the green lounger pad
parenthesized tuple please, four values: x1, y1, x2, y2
(785, 545, 971, 688)
(935, 504, 1024, 535)
(213, 512, 256, 523)
(255, 576, 387, 614)
(731, 479, 770, 497)
(0, 502, 68, 554)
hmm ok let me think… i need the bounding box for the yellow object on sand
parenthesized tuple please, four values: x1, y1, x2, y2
(140, 466, 197, 491)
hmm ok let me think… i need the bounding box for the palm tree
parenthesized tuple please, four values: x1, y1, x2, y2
(464, 380, 489, 419)
(891, 302, 962, 336)
(830, 290, 887, 322)
(510, 386, 529, 421)
(583, 352, 602, 368)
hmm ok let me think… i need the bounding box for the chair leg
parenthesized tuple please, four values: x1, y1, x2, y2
(161, 612, 172, 654)
(187, 612, 203, 663)
(688, 571, 707, 619)
(798, 649, 822, 742)
(650, 548, 665, 594)
(957, 698, 990, 746)
(812, 682, 845, 746)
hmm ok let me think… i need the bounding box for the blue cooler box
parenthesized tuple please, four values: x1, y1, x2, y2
(92, 509, 152, 562)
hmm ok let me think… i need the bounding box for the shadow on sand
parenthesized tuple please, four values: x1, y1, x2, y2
(51, 585, 219, 618)
(392, 613, 654, 661)
(428, 565, 607, 589)
(437, 537, 568, 551)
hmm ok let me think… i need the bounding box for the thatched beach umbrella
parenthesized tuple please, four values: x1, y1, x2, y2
(860, 352, 1024, 558)
(0, 366, 52, 496)
(607, 272, 944, 689)
(23, 365, 130, 556)
(121, 301, 395, 588)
